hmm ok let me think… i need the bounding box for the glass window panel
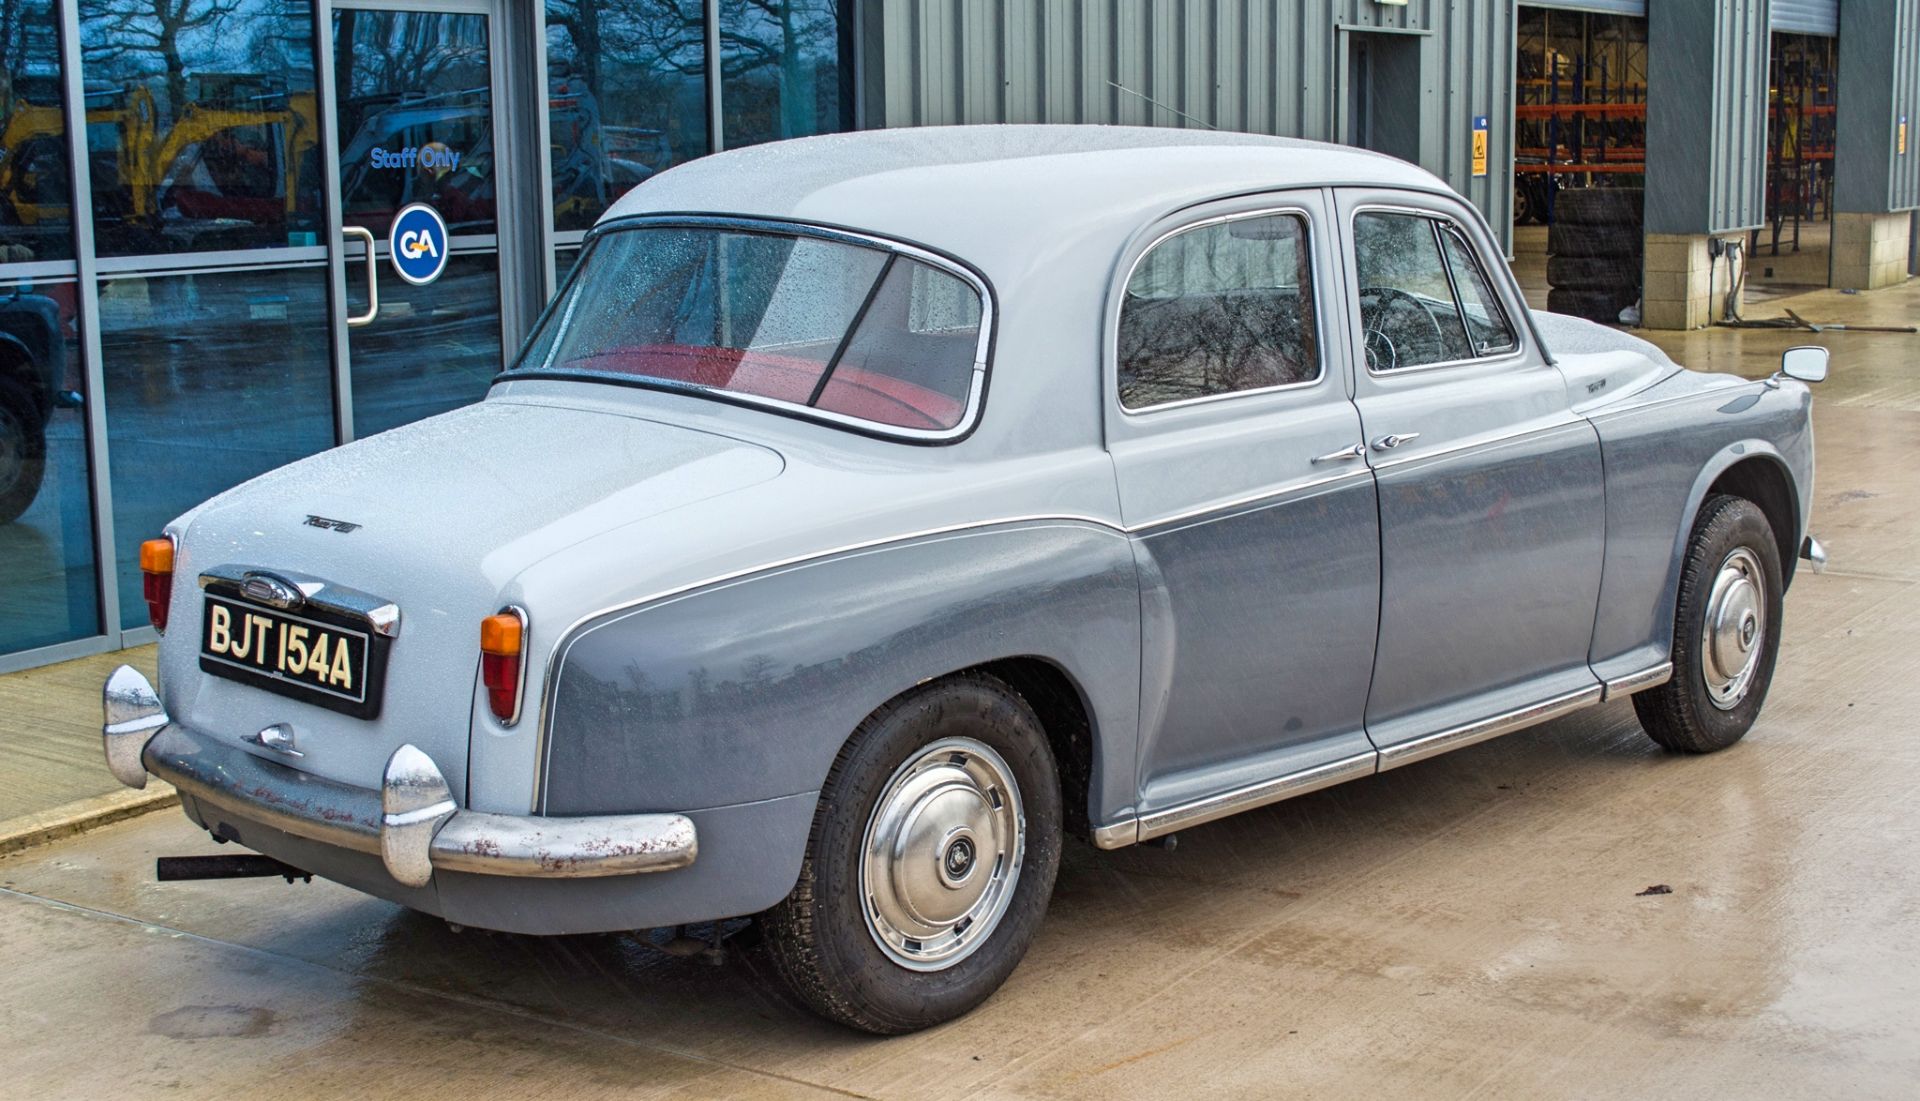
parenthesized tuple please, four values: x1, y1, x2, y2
(719, 0, 850, 151)
(333, 10, 495, 236)
(1, 274, 100, 651)
(1353, 212, 1473, 371)
(349, 251, 502, 438)
(816, 258, 979, 431)
(1117, 214, 1320, 409)
(79, 0, 324, 256)
(545, 0, 708, 231)
(100, 266, 333, 627)
(1, 1, 75, 264)
(519, 225, 984, 434)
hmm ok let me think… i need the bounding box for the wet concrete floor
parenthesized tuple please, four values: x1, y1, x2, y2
(3, 283, 1918, 1098)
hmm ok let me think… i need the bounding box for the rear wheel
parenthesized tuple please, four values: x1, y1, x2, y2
(761, 673, 1062, 1034)
(1633, 495, 1785, 753)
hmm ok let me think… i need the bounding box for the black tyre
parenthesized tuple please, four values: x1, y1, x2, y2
(1546, 286, 1634, 323)
(1547, 254, 1643, 291)
(1633, 495, 1785, 753)
(0, 389, 48, 525)
(762, 673, 1062, 1034)
(1553, 187, 1643, 229)
(1514, 179, 1539, 227)
(1548, 220, 1642, 259)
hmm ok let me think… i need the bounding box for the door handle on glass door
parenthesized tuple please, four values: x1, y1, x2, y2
(1370, 432, 1421, 452)
(344, 226, 379, 327)
(1311, 443, 1367, 464)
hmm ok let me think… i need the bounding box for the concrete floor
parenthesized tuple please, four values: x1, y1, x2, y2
(2, 281, 1917, 1098)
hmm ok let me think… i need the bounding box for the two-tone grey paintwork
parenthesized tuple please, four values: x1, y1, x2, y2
(131, 127, 1816, 935)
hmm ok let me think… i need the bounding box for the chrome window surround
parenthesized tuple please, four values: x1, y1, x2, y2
(1348, 203, 1531, 377)
(495, 214, 996, 444)
(1436, 223, 1520, 357)
(1112, 205, 1331, 415)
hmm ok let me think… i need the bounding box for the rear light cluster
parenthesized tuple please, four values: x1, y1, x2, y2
(140, 537, 175, 632)
(480, 609, 527, 724)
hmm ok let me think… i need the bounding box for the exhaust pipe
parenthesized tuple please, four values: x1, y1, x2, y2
(156, 855, 312, 883)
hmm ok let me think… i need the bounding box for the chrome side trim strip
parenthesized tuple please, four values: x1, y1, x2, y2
(1602, 661, 1674, 701)
(1130, 466, 1373, 533)
(1093, 751, 1380, 849)
(1377, 684, 1604, 771)
(1363, 415, 1588, 472)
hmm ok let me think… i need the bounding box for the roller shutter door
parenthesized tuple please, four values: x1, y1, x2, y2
(1520, 1, 1646, 15)
(1773, 0, 1838, 36)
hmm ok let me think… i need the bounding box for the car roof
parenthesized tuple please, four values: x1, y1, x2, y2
(599, 124, 1452, 278)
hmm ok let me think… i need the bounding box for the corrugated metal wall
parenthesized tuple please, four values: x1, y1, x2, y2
(864, 0, 1516, 249)
(1645, 0, 1769, 234)
(1837, 0, 1920, 213)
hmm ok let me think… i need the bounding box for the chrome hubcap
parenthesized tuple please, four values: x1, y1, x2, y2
(1702, 546, 1767, 710)
(860, 737, 1024, 971)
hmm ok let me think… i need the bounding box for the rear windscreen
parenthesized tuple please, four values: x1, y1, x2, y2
(514, 225, 987, 434)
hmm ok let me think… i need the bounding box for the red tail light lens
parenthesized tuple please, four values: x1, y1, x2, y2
(139, 537, 175, 633)
(480, 610, 525, 723)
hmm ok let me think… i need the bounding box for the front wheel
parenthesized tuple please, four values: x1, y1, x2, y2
(1633, 494, 1785, 753)
(761, 673, 1062, 1034)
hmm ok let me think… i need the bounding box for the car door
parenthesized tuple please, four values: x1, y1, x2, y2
(1106, 190, 1380, 839)
(1334, 189, 1606, 767)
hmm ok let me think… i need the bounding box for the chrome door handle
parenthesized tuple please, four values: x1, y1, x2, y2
(1370, 432, 1421, 452)
(1310, 443, 1367, 464)
(344, 225, 379, 327)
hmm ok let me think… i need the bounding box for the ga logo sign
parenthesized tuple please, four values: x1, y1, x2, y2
(389, 203, 449, 286)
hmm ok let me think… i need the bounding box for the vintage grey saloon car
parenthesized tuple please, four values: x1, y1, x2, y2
(100, 126, 1827, 1034)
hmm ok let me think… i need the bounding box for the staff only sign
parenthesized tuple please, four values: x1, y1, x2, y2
(389, 202, 450, 286)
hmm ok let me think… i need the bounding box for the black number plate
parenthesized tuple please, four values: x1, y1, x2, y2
(199, 594, 384, 718)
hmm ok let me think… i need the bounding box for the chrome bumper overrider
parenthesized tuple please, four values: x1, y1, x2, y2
(101, 666, 696, 887)
(1800, 535, 1828, 574)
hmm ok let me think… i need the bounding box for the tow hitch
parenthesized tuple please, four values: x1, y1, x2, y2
(156, 854, 313, 883)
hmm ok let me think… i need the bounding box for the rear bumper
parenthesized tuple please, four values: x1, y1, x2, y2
(101, 665, 696, 888)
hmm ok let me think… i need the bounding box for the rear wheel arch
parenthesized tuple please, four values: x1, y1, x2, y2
(828, 656, 1099, 842)
(951, 657, 1096, 839)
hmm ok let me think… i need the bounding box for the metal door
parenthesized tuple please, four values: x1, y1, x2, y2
(1106, 189, 1381, 836)
(1334, 187, 1607, 766)
(318, 0, 544, 442)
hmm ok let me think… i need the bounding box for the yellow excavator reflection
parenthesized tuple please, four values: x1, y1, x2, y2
(2, 72, 321, 256)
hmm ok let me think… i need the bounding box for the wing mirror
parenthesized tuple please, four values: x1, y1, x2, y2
(1778, 345, 1829, 384)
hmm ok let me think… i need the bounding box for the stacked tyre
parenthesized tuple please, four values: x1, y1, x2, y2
(1546, 187, 1642, 324)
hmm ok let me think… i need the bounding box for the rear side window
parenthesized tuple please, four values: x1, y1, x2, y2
(1117, 212, 1320, 410)
(515, 224, 988, 435)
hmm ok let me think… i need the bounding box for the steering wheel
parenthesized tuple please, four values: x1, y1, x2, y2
(1358, 286, 1446, 371)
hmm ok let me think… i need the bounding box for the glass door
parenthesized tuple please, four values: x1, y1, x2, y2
(324, 0, 527, 440)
